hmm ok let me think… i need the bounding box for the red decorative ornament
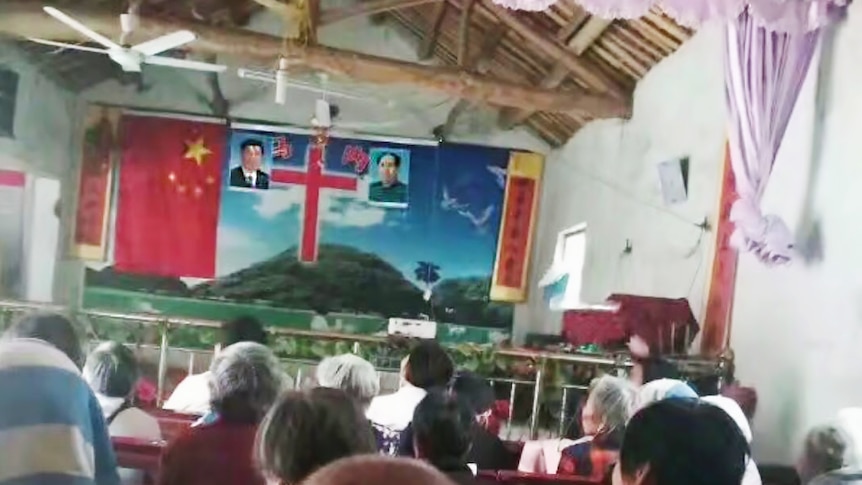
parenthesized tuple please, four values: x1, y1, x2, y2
(312, 126, 329, 147)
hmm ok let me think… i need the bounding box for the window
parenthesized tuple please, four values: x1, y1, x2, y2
(555, 223, 587, 274)
(0, 67, 19, 138)
(539, 223, 587, 310)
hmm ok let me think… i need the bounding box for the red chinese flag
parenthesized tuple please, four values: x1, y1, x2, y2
(114, 116, 225, 278)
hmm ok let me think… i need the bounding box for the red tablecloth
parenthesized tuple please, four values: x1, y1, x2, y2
(561, 294, 698, 352)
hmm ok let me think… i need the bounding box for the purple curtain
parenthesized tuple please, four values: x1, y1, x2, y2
(725, 11, 820, 265)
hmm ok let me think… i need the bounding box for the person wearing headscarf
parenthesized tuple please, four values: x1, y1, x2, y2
(634, 378, 698, 412)
(612, 398, 749, 485)
(0, 338, 120, 485)
(703, 395, 762, 485)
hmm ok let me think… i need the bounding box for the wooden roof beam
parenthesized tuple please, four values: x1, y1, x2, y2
(499, 16, 614, 129)
(440, 24, 506, 138)
(0, 3, 627, 117)
(457, 0, 476, 67)
(481, 1, 623, 99)
(320, 0, 442, 25)
(418, 1, 448, 59)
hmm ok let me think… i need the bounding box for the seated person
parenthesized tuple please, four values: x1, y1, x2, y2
(398, 371, 516, 470)
(3, 311, 84, 368)
(84, 341, 162, 439)
(613, 398, 749, 485)
(703, 396, 762, 485)
(316, 353, 380, 411)
(557, 375, 636, 481)
(634, 378, 698, 412)
(256, 387, 377, 484)
(0, 337, 120, 485)
(304, 456, 458, 485)
(163, 315, 268, 414)
(366, 340, 454, 455)
(83, 341, 162, 484)
(412, 390, 476, 485)
(799, 425, 850, 484)
(157, 342, 289, 485)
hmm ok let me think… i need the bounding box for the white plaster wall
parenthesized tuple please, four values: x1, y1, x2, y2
(83, 14, 549, 154)
(523, 1, 862, 465)
(516, 23, 726, 342)
(730, 3, 862, 463)
(0, 43, 82, 304)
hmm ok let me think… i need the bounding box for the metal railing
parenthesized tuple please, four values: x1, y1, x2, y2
(0, 299, 731, 439)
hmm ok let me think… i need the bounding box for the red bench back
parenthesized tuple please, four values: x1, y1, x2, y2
(478, 471, 601, 485)
(113, 437, 165, 472)
(148, 409, 198, 442)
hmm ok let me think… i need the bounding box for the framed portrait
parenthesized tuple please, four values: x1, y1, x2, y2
(226, 132, 275, 192)
(367, 148, 410, 208)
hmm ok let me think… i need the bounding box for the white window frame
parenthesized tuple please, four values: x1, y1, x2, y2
(553, 222, 587, 271)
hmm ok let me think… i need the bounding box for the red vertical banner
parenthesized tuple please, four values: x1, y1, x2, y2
(490, 152, 544, 303)
(72, 106, 120, 261)
(114, 115, 226, 278)
(701, 144, 739, 356)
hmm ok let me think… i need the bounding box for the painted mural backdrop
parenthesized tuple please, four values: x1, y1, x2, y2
(82, 115, 528, 344)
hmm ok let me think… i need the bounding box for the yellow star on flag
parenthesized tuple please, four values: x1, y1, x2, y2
(184, 137, 212, 166)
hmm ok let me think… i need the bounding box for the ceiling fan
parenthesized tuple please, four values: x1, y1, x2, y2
(238, 60, 373, 104)
(28, 6, 226, 73)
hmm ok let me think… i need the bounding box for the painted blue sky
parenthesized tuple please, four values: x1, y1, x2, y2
(216, 129, 512, 287)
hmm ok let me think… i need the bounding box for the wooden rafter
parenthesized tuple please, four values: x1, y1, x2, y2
(419, 1, 448, 59)
(481, 0, 622, 99)
(457, 0, 475, 67)
(441, 24, 505, 138)
(499, 16, 614, 129)
(0, 3, 629, 117)
(319, 0, 442, 26)
(308, 0, 320, 43)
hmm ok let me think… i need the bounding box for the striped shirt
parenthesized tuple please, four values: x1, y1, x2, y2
(0, 339, 121, 485)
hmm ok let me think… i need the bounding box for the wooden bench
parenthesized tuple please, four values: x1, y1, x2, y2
(478, 470, 602, 484)
(113, 437, 165, 472)
(148, 409, 198, 442)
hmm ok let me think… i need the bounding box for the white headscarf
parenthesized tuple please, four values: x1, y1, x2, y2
(635, 379, 697, 412)
(703, 395, 762, 485)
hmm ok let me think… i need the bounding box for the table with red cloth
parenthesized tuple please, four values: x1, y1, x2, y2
(561, 294, 698, 353)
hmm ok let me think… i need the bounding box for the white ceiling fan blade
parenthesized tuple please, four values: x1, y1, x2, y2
(237, 68, 276, 83)
(43, 6, 121, 50)
(28, 38, 109, 54)
(144, 55, 227, 72)
(285, 82, 365, 101)
(132, 30, 196, 57)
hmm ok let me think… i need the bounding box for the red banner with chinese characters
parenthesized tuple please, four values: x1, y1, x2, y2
(701, 143, 739, 357)
(73, 106, 120, 261)
(490, 152, 544, 303)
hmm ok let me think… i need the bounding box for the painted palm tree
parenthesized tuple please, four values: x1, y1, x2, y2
(414, 261, 441, 301)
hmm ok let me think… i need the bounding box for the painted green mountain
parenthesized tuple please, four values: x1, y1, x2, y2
(84, 244, 513, 329)
(192, 244, 426, 318)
